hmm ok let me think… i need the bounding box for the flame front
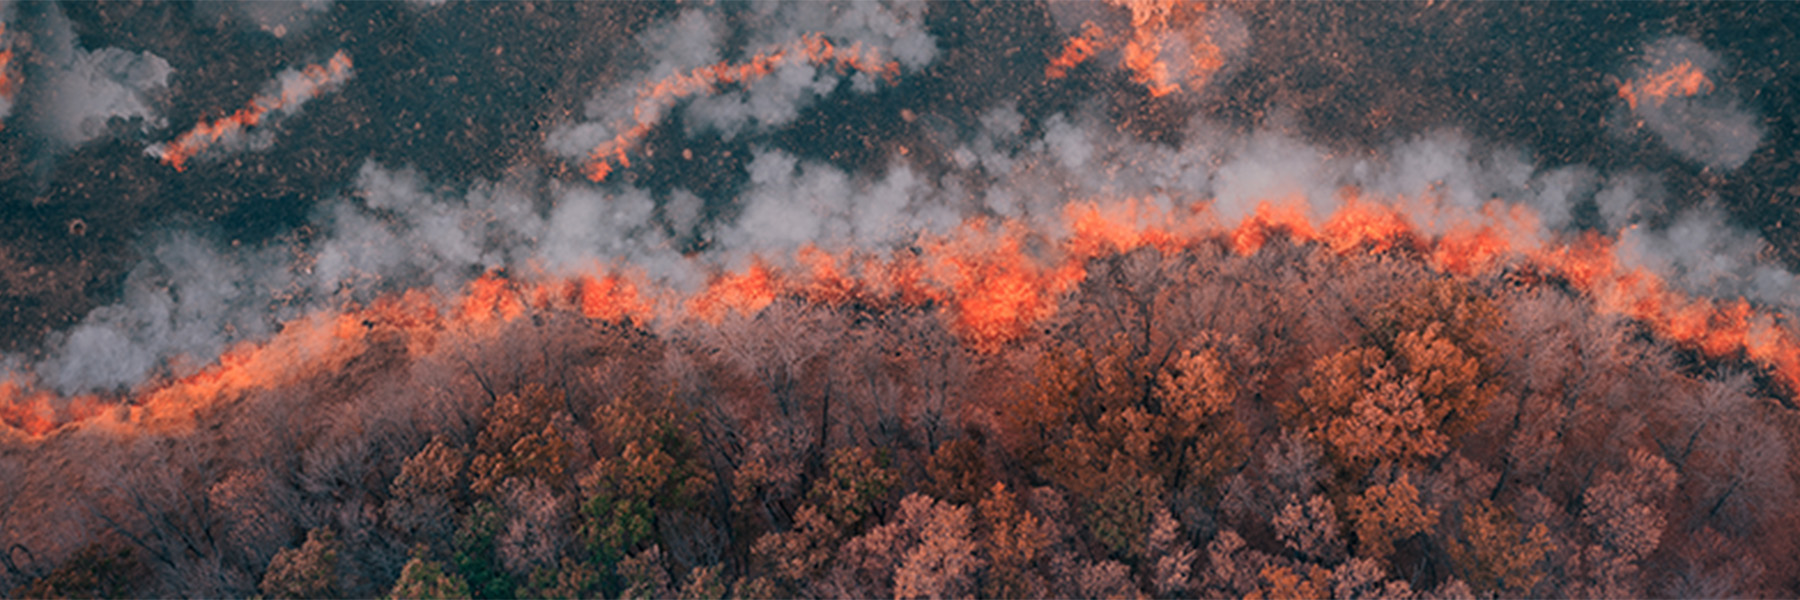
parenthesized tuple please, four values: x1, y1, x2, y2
(582, 33, 901, 182)
(151, 51, 354, 172)
(9, 188, 1798, 438)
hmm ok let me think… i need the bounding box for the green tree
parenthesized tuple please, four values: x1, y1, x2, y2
(517, 557, 603, 599)
(807, 446, 899, 531)
(387, 551, 472, 600)
(578, 389, 714, 568)
(450, 502, 515, 599)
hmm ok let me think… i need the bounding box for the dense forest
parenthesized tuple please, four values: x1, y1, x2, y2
(3, 233, 1794, 598)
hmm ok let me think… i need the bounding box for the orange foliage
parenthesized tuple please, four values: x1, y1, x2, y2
(1619, 60, 1712, 111)
(584, 33, 901, 182)
(154, 51, 354, 172)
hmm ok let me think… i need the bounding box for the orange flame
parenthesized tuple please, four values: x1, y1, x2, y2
(154, 51, 354, 172)
(584, 33, 901, 182)
(457, 272, 528, 328)
(688, 262, 780, 323)
(919, 220, 1087, 352)
(1047, 1, 1230, 97)
(1121, 16, 1230, 97)
(1430, 202, 1540, 276)
(1047, 21, 1109, 80)
(9, 190, 1800, 437)
(1321, 192, 1417, 256)
(0, 377, 110, 438)
(1619, 60, 1712, 111)
(0, 23, 15, 131)
(1230, 199, 1319, 255)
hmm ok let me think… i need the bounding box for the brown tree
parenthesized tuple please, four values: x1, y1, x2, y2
(1343, 473, 1438, 562)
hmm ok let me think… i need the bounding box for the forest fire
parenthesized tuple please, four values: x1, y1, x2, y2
(1043, 0, 1235, 97)
(149, 51, 354, 172)
(1045, 21, 1106, 80)
(582, 33, 900, 182)
(0, 23, 14, 130)
(1619, 59, 1712, 110)
(4, 4, 1798, 597)
(7, 189, 1797, 438)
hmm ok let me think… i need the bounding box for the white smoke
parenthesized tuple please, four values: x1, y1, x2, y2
(1618, 37, 1763, 171)
(714, 149, 953, 268)
(1619, 202, 1800, 313)
(684, 0, 937, 136)
(30, 3, 173, 148)
(229, 0, 334, 39)
(12, 11, 1800, 396)
(35, 233, 288, 393)
(144, 50, 353, 166)
(547, 0, 939, 159)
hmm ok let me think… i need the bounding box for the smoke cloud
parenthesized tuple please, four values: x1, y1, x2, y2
(147, 50, 353, 171)
(1618, 36, 1763, 171)
(7, 7, 1800, 598)
(30, 3, 172, 148)
(547, 1, 936, 181)
(223, 0, 335, 39)
(5, 4, 1798, 403)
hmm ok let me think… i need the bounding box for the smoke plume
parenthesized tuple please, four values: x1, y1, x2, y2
(29, 3, 172, 148)
(1, 0, 1796, 439)
(146, 50, 352, 171)
(1617, 36, 1763, 171)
